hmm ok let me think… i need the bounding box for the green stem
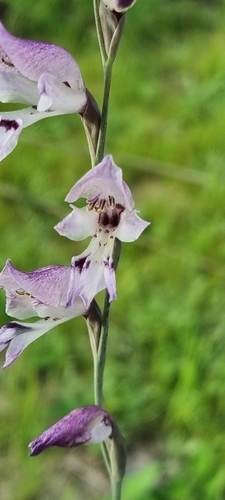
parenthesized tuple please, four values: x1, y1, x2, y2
(111, 478, 123, 500)
(95, 291, 111, 406)
(91, 4, 126, 499)
(96, 61, 113, 164)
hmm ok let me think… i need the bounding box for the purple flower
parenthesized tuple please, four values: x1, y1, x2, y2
(55, 155, 150, 307)
(29, 405, 113, 456)
(0, 22, 87, 160)
(0, 260, 87, 367)
(102, 0, 137, 12)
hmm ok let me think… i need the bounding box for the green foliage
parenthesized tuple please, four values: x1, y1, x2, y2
(1, 0, 225, 499)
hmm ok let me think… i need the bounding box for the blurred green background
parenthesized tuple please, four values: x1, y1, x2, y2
(0, 0, 225, 498)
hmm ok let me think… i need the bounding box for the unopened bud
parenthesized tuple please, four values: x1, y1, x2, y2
(103, 0, 137, 13)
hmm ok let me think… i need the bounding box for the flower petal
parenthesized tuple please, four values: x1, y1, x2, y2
(0, 22, 84, 90)
(103, 256, 117, 302)
(55, 206, 97, 241)
(0, 316, 68, 368)
(0, 72, 39, 105)
(65, 155, 133, 209)
(29, 405, 113, 456)
(115, 210, 150, 242)
(0, 260, 72, 308)
(0, 117, 23, 161)
(37, 73, 87, 113)
(67, 242, 106, 308)
(5, 290, 37, 320)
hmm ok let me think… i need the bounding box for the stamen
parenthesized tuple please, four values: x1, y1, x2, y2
(87, 201, 97, 211)
(1, 56, 14, 68)
(24, 292, 35, 299)
(88, 198, 106, 212)
(108, 196, 115, 208)
(15, 289, 35, 299)
(97, 199, 106, 211)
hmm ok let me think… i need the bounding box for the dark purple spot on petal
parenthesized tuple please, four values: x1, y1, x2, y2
(118, 0, 134, 7)
(74, 257, 91, 273)
(1, 57, 14, 68)
(104, 257, 114, 269)
(6, 322, 32, 332)
(0, 119, 19, 132)
(63, 81, 71, 88)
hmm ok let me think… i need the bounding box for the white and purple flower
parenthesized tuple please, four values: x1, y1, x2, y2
(0, 260, 87, 367)
(0, 22, 87, 160)
(55, 155, 150, 308)
(29, 404, 113, 456)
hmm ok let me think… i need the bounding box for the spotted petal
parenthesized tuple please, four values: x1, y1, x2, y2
(67, 239, 115, 308)
(0, 259, 72, 308)
(0, 316, 70, 368)
(0, 260, 87, 367)
(0, 105, 80, 161)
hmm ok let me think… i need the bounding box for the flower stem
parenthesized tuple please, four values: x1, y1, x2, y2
(96, 61, 113, 164)
(91, 3, 126, 499)
(111, 478, 123, 500)
(95, 290, 110, 406)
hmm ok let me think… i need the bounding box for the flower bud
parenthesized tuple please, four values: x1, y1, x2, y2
(29, 405, 113, 456)
(103, 0, 136, 13)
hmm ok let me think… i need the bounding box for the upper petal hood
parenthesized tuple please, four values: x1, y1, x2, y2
(65, 155, 134, 211)
(0, 22, 84, 90)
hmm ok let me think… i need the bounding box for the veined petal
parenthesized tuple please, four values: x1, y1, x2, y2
(65, 155, 132, 209)
(29, 405, 113, 456)
(0, 260, 72, 308)
(0, 316, 69, 368)
(115, 211, 150, 242)
(0, 22, 84, 90)
(37, 73, 87, 113)
(55, 206, 97, 241)
(0, 72, 39, 105)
